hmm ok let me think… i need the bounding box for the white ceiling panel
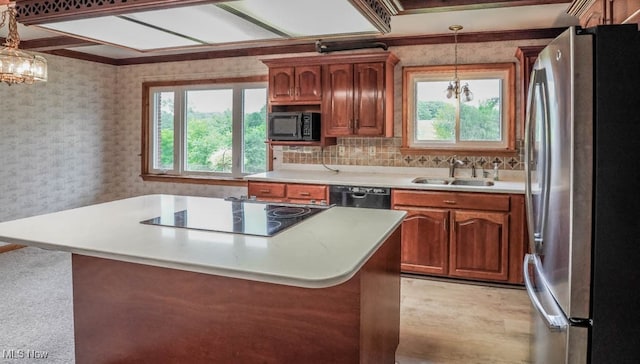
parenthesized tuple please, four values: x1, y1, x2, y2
(390, 4, 577, 35)
(39, 16, 201, 50)
(124, 4, 284, 44)
(226, 0, 379, 37)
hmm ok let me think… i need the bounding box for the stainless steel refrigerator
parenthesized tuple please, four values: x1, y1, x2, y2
(524, 24, 640, 363)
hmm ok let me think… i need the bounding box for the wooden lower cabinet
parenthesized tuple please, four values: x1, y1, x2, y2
(248, 181, 328, 205)
(400, 208, 448, 275)
(393, 189, 526, 284)
(449, 210, 509, 281)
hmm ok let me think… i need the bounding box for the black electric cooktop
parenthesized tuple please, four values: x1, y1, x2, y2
(140, 200, 329, 237)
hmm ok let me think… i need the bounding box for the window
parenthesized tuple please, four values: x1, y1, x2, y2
(402, 63, 515, 153)
(142, 77, 268, 180)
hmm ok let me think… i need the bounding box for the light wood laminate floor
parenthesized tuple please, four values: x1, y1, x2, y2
(396, 277, 532, 364)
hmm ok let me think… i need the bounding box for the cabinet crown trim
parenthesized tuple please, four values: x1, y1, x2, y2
(262, 51, 399, 67)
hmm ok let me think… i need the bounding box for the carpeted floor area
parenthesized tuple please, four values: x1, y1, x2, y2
(0, 247, 75, 363)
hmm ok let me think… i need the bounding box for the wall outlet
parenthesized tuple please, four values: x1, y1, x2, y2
(338, 146, 345, 157)
(368, 146, 376, 156)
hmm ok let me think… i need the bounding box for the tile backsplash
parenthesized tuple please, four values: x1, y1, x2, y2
(281, 137, 523, 170)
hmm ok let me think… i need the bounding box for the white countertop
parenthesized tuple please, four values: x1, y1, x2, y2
(0, 195, 405, 289)
(245, 169, 525, 194)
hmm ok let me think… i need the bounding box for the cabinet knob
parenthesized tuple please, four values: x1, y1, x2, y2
(443, 200, 457, 205)
(299, 192, 311, 196)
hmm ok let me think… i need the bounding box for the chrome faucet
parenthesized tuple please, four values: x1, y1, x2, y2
(448, 156, 465, 178)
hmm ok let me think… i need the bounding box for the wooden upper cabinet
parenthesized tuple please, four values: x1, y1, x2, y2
(323, 63, 355, 136)
(515, 46, 544, 136)
(268, 65, 321, 103)
(323, 59, 395, 137)
(269, 66, 295, 102)
(354, 62, 385, 136)
(263, 52, 397, 138)
(295, 66, 322, 102)
(569, 0, 640, 27)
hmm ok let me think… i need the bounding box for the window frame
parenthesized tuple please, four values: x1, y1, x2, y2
(401, 63, 516, 155)
(141, 76, 268, 184)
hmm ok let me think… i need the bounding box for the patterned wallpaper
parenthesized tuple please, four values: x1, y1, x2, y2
(0, 38, 549, 224)
(0, 54, 118, 223)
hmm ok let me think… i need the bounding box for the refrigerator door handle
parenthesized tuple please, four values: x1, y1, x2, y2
(524, 68, 551, 255)
(523, 254, 569, 332)
(524, 70, 538, 254)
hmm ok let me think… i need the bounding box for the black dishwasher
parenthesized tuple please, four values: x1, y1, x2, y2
(329, 185, 391, 209)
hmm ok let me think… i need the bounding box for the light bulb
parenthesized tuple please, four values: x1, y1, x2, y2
(445, 83, 454, 99)
(461, 84, 473, 102)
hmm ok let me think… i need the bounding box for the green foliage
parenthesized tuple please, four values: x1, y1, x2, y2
(417, 98, 501, 141)
(186, 109, 233, 172)
(184, 106, 266, 173)
(432, 102, 455, 140)
(160, 129, 174, 168)
(460, 97, 501, 140)
(417, 100, 448, 120)
(155, 91, 267, 174)
(243, 106, 267, 173)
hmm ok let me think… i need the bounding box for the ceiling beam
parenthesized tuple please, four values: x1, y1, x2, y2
(14, 0, 230, 25)
(397, 0, 571, 14)
(42, 49, 120, 65)
(18, 36, 99, 51)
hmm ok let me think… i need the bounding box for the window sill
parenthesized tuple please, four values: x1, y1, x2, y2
(140, 174, 248, 187)
(400, 147, 518, 157)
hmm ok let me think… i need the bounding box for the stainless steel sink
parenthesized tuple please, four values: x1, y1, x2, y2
(450, 179, 495, 186)
(411, 177, 451, 185)
(411, 177, 494, 187)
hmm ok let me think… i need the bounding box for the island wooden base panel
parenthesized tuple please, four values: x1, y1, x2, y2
(72, 228, 400, 364)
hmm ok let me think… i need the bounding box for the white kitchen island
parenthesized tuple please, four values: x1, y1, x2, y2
(0, 195, 405, 364)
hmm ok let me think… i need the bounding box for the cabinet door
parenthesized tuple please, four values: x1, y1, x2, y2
(323, 63, 354, 136)
(398, 207, 449, 275)
(354, 62, 385, 136)
(449, 210, 509, 281)
(269, 67, 295, 102)
(295, 65, 322, 102)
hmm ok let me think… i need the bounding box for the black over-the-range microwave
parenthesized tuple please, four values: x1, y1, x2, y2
(268, 112, 321, 141)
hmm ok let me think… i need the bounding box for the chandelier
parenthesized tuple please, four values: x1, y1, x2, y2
(0, 4, 47, 85)
(445, 25, 472, 102)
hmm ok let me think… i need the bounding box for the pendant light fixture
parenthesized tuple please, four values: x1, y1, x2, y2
(445, 25, 472, 102)
(0, 4, 47, 86)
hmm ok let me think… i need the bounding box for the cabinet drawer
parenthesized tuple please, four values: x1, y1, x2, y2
(393, 190, 510, 212)
(286, 184, 327, 201)
(249, 182, 286, 198)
